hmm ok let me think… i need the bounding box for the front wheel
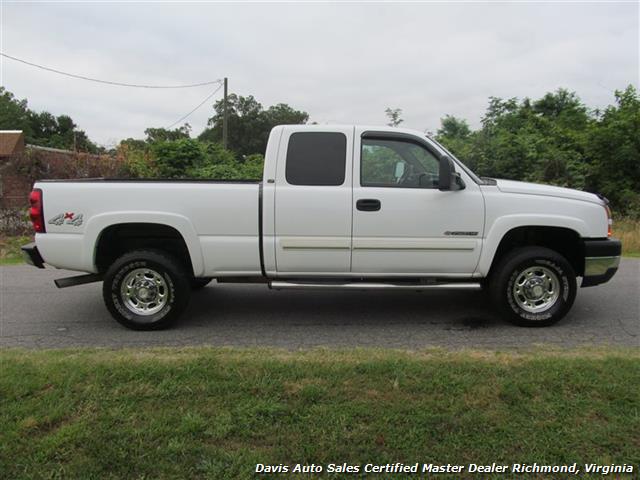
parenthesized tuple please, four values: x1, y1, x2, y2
(103, 250, 191, 330)
(489, 247, 577, 327)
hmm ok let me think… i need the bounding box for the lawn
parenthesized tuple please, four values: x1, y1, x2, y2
(0, 235, 32, 265)
(616, 218, 640, 257)
(1, 348, 638, 479)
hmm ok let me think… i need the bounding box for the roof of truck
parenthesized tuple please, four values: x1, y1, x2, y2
(274, 124, 430, 137)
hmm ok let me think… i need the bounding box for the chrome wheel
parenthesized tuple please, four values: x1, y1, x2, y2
(512, 265, 560, 313)
(120, 268, 169, 316)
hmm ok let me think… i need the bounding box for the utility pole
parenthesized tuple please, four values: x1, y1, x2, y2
(222, 77, 228, 150)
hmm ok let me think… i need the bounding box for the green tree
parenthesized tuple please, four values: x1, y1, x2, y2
(0, 87, 32, 136)
(435, 115, 477, 169)
(199, 94, 308, 157)
(0, 87, 97, 152)
(385, 107, 403, 127)
(144, 124, 191, 143)
(152, 138, 205, 178)
(436, 86, 638, 215)
(585, 85, 640, 216)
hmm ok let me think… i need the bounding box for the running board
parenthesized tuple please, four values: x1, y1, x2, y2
(54, 273, 103, 289)
(269, 281, 481, 291)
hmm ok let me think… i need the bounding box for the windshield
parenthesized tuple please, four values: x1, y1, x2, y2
(426, 136, 485, 185)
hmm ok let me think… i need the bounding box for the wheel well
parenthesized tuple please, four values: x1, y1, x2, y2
(95, 223, 194, 275)
(490, 226, 584, 277)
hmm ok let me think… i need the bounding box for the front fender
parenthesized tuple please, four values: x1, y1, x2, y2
(476, 214, 588, 276)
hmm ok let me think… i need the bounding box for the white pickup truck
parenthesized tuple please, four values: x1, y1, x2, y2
(22, 125, 621, 330)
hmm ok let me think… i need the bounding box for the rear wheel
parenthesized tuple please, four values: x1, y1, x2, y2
(489, 247, 576, 327)
(103, 250, 191, 330)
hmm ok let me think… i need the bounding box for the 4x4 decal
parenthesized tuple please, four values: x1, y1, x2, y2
(49, 212, 83, 227)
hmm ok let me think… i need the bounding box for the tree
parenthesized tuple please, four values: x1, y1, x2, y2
(385, 107, 403, 127)
(152, 138, 205, 178)
(437, 115, 471, 139)
(585, 85, 640, 216)
(144, 124, 191, 143)
(0, 87, 32, 136)
(0, 87, 98, 152)
(435, 86, 638, 216)
(199, 94, 308, 157)
(435, 115, 478, 170)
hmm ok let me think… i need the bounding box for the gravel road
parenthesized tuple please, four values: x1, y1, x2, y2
(1, 260, 638, 349)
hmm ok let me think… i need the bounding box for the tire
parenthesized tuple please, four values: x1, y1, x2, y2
(102, 250, 191, 330)
(191, 277, 213, 290)
(489, 247, 577, 327)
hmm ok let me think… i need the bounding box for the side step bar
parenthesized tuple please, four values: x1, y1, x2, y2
(55, 274, 103, 289)
(269, 281, 482, 291)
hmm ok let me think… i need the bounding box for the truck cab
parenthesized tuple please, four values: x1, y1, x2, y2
(263, 125, 484, 277)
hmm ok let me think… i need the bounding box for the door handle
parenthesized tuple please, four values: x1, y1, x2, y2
(356, 199, 381, 211)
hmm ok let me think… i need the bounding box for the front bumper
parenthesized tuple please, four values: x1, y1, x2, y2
(21, 242, 45, 269)
(582, 238, 621, 287)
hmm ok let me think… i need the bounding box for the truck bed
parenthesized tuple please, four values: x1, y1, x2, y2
(39, 178, 261, 183)
(35, 179, 262, 277)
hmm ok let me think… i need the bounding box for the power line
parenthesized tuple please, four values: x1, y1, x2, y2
(167, 83, 224, 129)
(0, 52, 221, 89)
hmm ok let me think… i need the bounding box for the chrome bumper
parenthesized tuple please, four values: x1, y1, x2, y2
(584, 255, 620, 277)
(581, 238, 621, 287)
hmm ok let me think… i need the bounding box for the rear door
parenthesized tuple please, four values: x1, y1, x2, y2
(273, 126, 354, 275)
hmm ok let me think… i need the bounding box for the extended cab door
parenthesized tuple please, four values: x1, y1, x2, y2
(351, 129, 484, 276)
(273, 126, 354, 274)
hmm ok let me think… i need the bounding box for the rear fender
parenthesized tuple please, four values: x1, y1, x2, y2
(84, 212, 205, 276)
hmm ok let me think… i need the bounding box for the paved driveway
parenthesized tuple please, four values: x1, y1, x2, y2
(1, 260, 638, 349)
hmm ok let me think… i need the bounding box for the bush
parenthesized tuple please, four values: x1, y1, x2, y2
(152, 139, 205, 178)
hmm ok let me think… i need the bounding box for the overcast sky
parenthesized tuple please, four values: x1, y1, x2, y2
(1, 1, 638, 147)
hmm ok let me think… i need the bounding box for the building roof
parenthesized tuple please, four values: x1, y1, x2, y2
(0, 131, 25, 156)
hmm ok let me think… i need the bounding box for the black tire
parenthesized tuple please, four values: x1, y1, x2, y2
(102, 250, 191, 330)
(190, 277, 213, 290)
(489, 247, 577, 327)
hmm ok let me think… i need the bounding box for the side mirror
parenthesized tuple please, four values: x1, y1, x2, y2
(439, 156, 453, 191)
(439, 156, 464, 191)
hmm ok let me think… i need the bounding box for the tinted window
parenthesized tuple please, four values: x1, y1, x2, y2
(361, 138, 440, 188)
(286, 132, 347, 186)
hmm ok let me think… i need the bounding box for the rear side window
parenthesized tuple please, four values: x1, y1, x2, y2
(285, 132, 347, 186)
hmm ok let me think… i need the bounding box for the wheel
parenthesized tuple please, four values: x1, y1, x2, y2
(102, 250, 191, 330)
(191, 277, 213, 290)
(489, 247, 577, 327)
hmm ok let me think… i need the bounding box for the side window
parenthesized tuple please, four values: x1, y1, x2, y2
(361, 138, 440, 188)
(285, 132, 347, 186)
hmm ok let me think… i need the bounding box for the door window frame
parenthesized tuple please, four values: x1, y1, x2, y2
(359, 131, 444, 189)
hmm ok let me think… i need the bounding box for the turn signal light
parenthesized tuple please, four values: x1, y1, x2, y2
(605, 205, 612, 237)
(29, 189, 46, 233)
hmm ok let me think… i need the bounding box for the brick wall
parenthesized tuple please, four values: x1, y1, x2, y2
(0, 146, 123, 234)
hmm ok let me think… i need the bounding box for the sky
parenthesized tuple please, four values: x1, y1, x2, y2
(1, 1, 638, 147)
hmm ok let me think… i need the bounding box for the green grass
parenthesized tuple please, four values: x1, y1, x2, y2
(616, 217, 640, 257)
(0, 235, 32, 265)
(1, 348, 638, 479)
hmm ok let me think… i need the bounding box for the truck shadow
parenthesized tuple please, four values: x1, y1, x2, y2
(183, 284, 502, 331)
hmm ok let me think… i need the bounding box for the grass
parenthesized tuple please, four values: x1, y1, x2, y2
(0, 235, 32, 265)
(0, 347, 638, 479)
(616, 217, 640, 257)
